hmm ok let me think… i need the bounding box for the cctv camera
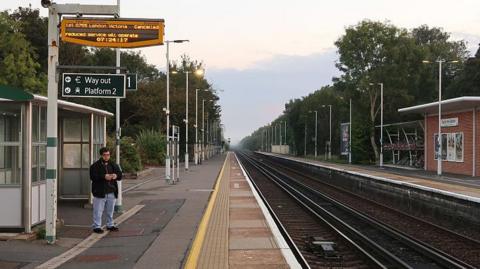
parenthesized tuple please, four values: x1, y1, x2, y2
(41, 0, 52, 8)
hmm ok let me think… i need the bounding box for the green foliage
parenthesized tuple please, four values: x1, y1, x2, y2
(136, 129, 166, 165)
(0, 5, 225, 173)
(10, 6, 48, 74)
(106, 136, 142, 172)
(446, 46, 480, 98)
(241, 20, 470, 164)
(0, 11, 45, 93)
(120, 137, 142, 173)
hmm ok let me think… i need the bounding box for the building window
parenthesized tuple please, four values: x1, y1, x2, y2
(32, 105, 47, 183)
(92, 115, 105, 161)
(0, 104, 22, 185)
(434, 132, 463, 162)
(63, 118, 90, 169)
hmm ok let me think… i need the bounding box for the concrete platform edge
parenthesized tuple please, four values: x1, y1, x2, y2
(259, 152, 480, 204)
(234, 153, 302, 269)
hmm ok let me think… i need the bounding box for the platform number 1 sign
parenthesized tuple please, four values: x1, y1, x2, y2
(126, 74, 137, 91)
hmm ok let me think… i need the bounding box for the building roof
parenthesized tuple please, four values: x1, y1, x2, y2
(0, 85, 34, 101)
(33, 95, 114, 117)
(398, 96, 480, 114)
(0, 90, 113, 116)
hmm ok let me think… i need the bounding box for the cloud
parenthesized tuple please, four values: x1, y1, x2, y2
(208, 49, 340, 144)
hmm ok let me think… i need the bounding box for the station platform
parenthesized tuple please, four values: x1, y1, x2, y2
(258, 152, 480, 203)
(184, 152, 300, 269)
(0, 154, 226, 269)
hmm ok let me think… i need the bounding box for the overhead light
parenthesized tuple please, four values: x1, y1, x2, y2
(41, 0, 52, 8)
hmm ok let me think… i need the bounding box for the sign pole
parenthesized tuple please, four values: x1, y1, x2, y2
(46, 5, 59, 245)
(114, 0, 123, 212)
(165, 42, 171, 184)
(185, 71, 189, 171)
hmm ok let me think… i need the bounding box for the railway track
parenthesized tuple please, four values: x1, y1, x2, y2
(236, 151, 478, 269)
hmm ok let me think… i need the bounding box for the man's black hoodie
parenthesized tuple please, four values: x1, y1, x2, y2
(89, 158, 122, 198)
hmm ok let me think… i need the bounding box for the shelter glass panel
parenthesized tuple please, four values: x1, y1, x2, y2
(0, 146, 21, 185)
(0, 104, 22, 185)
(32, 104, 47, 183)
(32, 105, 39, 142)
(64, 118, 82, 142)
(40, 106, 47, 142)
(63, 144, 82, 168)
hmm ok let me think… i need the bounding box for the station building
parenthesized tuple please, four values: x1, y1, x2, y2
(399, 96, 480, 177)
(0, 86, 112, 231)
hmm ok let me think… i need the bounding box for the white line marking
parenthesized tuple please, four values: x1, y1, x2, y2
(123, 177, 157, 193)
(36, 204, 145, 269)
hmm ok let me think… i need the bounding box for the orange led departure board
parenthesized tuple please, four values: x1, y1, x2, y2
(61, 17, 164, 48)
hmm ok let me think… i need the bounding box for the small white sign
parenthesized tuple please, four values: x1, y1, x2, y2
(441, 118, 458, 127)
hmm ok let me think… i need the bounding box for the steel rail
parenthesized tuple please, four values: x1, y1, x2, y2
(238, 151, 475, 269)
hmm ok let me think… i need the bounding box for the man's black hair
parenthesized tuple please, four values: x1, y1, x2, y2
(99, 147, 110, 155)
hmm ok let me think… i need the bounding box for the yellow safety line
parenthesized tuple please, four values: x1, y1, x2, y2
(184, 153, 229, 269)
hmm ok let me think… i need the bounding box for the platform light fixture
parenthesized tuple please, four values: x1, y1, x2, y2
(165, 39, 189, 183)
(309, 110, 318, 158)
(422, 59, 459, 176)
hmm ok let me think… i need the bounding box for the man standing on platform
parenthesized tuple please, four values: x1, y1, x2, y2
(89, 147, 122, 234)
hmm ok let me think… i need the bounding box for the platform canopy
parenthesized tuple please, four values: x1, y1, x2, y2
(398, 96, 480, 114)
(0, 85, 34, 101)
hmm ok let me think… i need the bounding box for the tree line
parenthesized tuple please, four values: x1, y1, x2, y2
(0, 6, 222, 166)
(239, 20, 480, 163)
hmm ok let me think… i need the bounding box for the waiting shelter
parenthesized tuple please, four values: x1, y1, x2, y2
(399, 96, 480, 177)
(0, 85, 112, 232)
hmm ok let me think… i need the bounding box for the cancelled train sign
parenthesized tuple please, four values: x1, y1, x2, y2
(60, 18, 165, 48)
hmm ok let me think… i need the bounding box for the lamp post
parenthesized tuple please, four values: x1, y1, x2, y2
(309, 110, 318, 158)
(165, 39, 189, 183)
(179, 69, 204, 170)
(423, 59, 458, 176)
(185, 71, 190, 170)
(278, 122, 282, 145)
(202, 99, 206, 162)
(181, 70, 191, 171)
(369, 83, 384, 167)
(202, 99, 213, 161)
(349, 98, 352, 164)
(304, 121, 307, 157)
(273, 124, 276, 146)
(322, 105, 332, 160)
(195, 87, 208, 165)
(195, 89, 199, 165)
(271, 124, 274, 152)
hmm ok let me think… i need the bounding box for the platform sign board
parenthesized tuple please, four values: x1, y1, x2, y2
(62, 73, 126, 98)
(340, 122, 350, 156)
(60, 18, 165, 48)
(126, 74, 137, 91)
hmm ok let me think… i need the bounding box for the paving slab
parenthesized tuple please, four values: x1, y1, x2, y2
(190, 152, 292, 269)
(0, 154, 226, 269)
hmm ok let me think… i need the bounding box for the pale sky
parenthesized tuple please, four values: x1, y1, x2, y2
(3, 0, 480, 143)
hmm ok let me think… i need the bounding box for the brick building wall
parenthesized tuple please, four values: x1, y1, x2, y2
(426, 110, 475, 176)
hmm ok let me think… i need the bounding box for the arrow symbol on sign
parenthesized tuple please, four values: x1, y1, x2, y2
(75, 76, 81, 83)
